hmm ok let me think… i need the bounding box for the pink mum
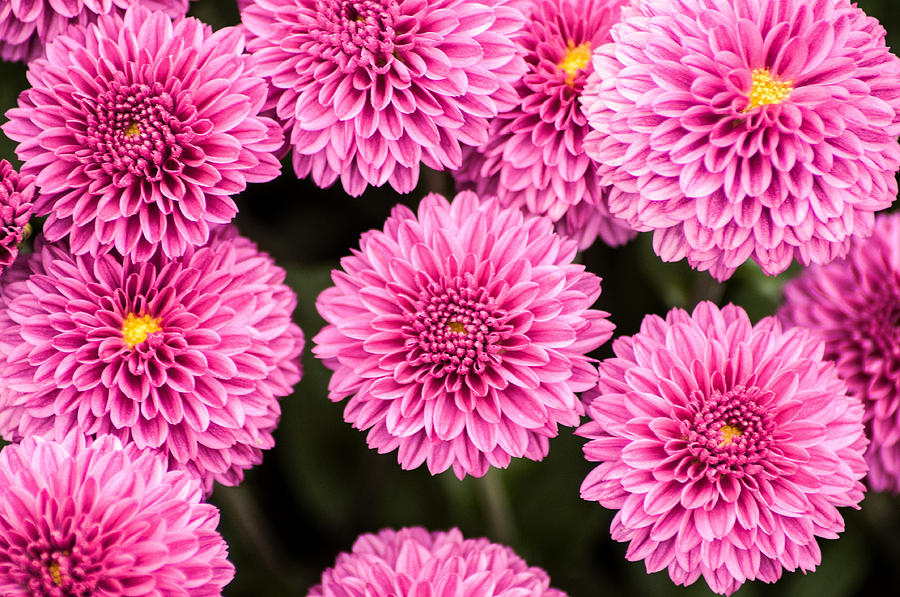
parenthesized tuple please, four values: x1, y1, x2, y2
(3, 5, 283, 261)
(309, 527, 566, 597)
(456, 0, 635, 250)
(313, 191, 613, 478)
(241, 0, 527, 196)
(579, 302, 867, 595)
(0, 226, 304, 494)
(581, 0, 900, 280)
(0, 160, 34, 276)
(0, 433, 233, 596)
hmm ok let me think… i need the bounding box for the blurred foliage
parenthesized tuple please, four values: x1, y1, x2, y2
(2, 0, 900, 596)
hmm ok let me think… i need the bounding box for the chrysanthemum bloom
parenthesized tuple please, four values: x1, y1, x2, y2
(2, 6, 283, 261)
(780, 212, 900, 493)
(580, 0, 900, 280)
(241, 0, 527, 197)
(0, 0, 190, 63)
(578, 301, 867, 595)
(313, 191, 613, 478)
(0, 160, 34, 276)
(309, 527, 566, 597)
(0, 226, 304, 494)
(0, 433, 234, 596)
(455, 0, 634, 250)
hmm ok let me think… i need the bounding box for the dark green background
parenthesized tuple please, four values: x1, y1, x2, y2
(2, 1, 900, 595)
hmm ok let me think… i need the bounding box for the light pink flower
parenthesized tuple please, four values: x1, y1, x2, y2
(0, 226, 304, 494)
(455, 0, 635, 250)
(579, 301, 867, 595)
(0, 160, 34, 276)
(3, 5, 283, 261)
(309, 527, 566, 597)
(241, 0, 527, 196)
(313, 191, 613, 478)
(0, 433, 233, 596)
(581, 0, 900, 280)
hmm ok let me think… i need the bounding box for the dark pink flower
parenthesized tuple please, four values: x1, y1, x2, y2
(0, 432, 233, 596)
(0, 160, 34, 275)
(580, 0, 900, 280)
(0, 226, 304, 494)
(2, 5, 283, 261)
(0, 0, 189, 63)
(309, 527, 566, 597)
(579, 301, 867, 595)
(455, 0, 635, 250)
(313, 191, 613, 478)
(780, 212, 900, 494)
(241, 0, 527, 196)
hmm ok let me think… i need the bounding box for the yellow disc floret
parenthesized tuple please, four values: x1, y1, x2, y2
(48, 561, 62, 586)
(745, 68, 792, 111)
(559, 41, 592, 86)
(124, 121, 141, 137)
(719, 424, 744, 446)
(447, 321, 467, 334)
(122, 312, 162, 348)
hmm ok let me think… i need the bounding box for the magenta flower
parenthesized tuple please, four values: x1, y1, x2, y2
(313, 191, 613, 478)
(0, 226, 304, 494)
(241, 0, 527, 197)
(309, 527, 566, 597)
(580, 0, 900, 280)
(780, 212, 900, 494)
(0, 160, 34, 276)
(455, 0, 634, 250)
(2, 6, 283, 261)
(0, 0, 189, 63)
(578, 302, 867, 595)
(0, 433, 233, 596)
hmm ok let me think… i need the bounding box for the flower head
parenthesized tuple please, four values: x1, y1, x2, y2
(309, 527, 566, 597)
(241, 0, 527, 196)
(455, 0, 635, 250)
(313, 191, 613, 478)
(780, 212, 900, 494)
(0, 433, 234, 596)
(0, 0, 189, 63)
(2, 5, 283, 261)
(0, 160, 34, 276)
(0, 226, 304, 494)
(578, 302, 867, 595)
(580, 0, 900, 280)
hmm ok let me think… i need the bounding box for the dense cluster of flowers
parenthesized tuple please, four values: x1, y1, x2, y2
(240, 0, 527, 196)
(0, 226, 304, 494)
(308, 527, 566, 597)
(581, 0, 900, 280)
(0, 433, 234, 596)
(455, 0, 635, 249)
(0, 159, 34, 275)
(313, 191, 614, 478)
(579, 302, 868, 595)
(780, 212, 900, 494)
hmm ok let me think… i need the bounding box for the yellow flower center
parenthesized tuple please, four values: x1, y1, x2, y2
(719, 424, 743, 446)
(121, 313, 162, 348)
(745, 68, 792, 111)
(48, 561, 62, 586)
(124, 121, 141, 137)
(447, 321, 467, 334)
(559, 41, 592, 86)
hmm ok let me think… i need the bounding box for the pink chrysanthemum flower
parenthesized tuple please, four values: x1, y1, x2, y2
(780, 212, 900, 494)
(313, 191, 613, 478)
(0, 433, 234, 596)
(580, 0, 900, 280)
(0, 226, 304, 494)
(578, 301, 867, 596)
(241, 0, 527, 197)
(0, 160, 34, 276)
(0, 0, 189, 63)
(455, 0, 634, 250)
(2, 6, 283, 261)
(309, 527, 566, 597)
